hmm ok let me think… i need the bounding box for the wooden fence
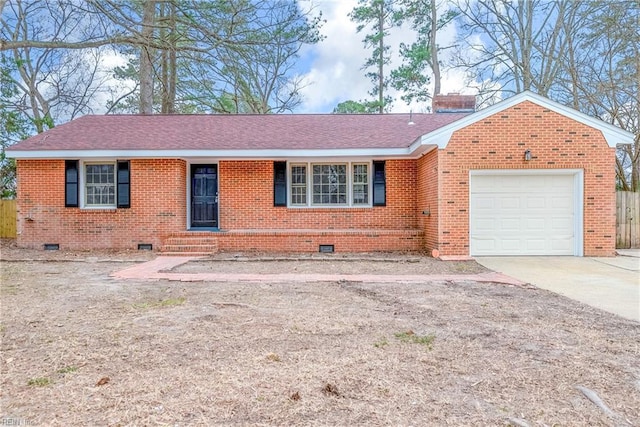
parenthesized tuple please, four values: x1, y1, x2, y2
(0, 199, 17, 238)
(616, 191, 640, 249)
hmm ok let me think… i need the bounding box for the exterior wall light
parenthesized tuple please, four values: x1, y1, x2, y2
(524, 149, 532, 161)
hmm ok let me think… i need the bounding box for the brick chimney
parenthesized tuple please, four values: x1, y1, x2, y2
(432, 93, 476, 113)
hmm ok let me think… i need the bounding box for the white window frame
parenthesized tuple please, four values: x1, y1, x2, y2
(290, 163, 308, 206)
(288, 161, 372, 208)
(80, 161, 117, 209)
(351, 163, 370, 206)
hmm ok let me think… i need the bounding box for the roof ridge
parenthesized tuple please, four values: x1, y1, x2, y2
(83, 112, 439, 118)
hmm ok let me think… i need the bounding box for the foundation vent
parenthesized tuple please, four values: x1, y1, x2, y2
(319, 244, 335, 253)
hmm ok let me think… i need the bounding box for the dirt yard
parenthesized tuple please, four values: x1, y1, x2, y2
(1, 242, 639, 426)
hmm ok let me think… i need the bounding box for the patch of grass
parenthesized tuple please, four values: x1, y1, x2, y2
(0, 284, 19, 295)
(133, 297, 186, 310)
(57, 366, 78, 374)
(394, 330, 435, 349)
(266, 353, 281, 362)
(373, 337, 389, 348)
(28, 377, 52, 387)
(378, 387, 391, 397)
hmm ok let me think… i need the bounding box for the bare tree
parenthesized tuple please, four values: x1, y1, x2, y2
(453, 0, 582, 102)
(562, 1, 639, 191)
(453, 0, 639, 190)
(2, 0, 324, 116)
(1, 0, 120, 131)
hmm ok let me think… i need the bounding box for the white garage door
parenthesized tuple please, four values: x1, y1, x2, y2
(470, 173, 577, 256)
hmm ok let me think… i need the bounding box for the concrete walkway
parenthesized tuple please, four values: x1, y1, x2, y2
(476, 255, 640, 322)
(111, 256, 526, 286)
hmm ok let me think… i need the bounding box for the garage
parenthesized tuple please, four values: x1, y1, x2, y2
(469, 171, 583, 256)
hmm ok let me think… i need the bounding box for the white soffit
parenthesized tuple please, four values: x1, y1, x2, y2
(419, 90, 635, 149)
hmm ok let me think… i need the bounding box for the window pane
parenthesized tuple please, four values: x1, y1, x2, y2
(353, 164, 369, 204)
(292, 166, 306, 184)
(290, 165, 307, 205)
(312, 163, 347, 205)
(85, 163, 116, 206)
(206, 177, 216, 196)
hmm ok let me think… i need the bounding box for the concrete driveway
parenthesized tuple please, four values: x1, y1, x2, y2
(476, 254, 640, 322)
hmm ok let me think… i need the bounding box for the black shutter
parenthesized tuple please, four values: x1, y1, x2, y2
(65, 160, 79, 207)
(372, 160, 386, 206)
(274, 161, 287, 206)
(117, 161, 130, 208)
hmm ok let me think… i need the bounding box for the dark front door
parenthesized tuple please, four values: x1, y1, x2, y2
(191, 164, 218, 228)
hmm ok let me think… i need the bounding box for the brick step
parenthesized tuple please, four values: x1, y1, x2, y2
(160, 252, 213, 257)
(161, 244, 218, 253)
(165, 231, 220, 237)
(160, 233, 219, 255)
(162, 237, 219, 246)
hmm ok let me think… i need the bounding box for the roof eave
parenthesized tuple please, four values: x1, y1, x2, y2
(6, 147, 435, 160)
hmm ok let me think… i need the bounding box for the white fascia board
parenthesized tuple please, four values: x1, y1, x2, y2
(419, 91, 635, 149)
(7, 147, 423, 160)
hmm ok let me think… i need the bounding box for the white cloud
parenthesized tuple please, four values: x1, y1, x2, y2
(297, 0, 370, 113)
(296, 0, 475, 113)
(88, 49, 137, 114)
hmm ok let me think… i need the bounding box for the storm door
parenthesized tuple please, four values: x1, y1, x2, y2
(191, 164, 218, 228)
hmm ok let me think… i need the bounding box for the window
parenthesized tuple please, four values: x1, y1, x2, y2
(291, 164, 307, 205)
(65, 160, 130, 209)
(352, 164, 369, 205)
(312, 164, 347, 204)
(287, 162, 375, 207)
(85, 163, 116, 206)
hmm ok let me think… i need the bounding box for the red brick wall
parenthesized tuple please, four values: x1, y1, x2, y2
(15, 158, 422, 252)
(436, 100, 616, 256)
(417, 150, 439, 254)
(215, 229, 423, 253)
(219, 160, 418, 230)
(16, 159, 187, 250)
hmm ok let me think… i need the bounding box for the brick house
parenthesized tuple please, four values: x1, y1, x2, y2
(6, 91, 633, 257)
